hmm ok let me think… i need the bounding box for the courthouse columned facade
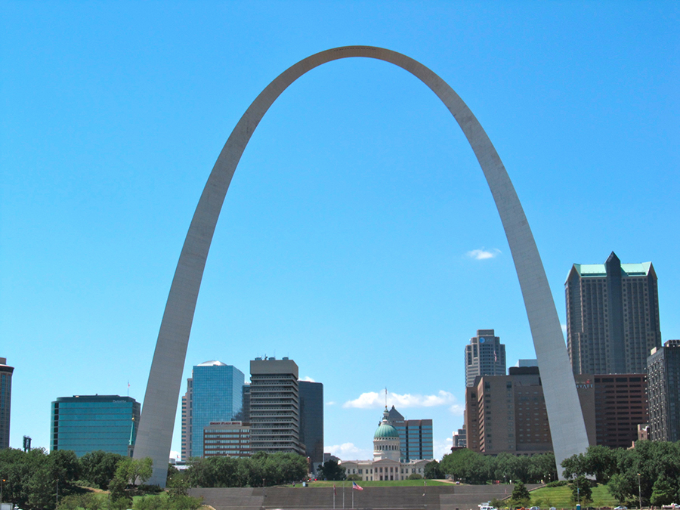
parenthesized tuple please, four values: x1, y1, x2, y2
(341, 408, 431, 481)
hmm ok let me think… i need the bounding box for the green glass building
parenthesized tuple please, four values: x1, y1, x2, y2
(51, 395, 140, 457)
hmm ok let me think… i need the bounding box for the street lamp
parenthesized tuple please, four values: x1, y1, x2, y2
(637, 473, 642, 509)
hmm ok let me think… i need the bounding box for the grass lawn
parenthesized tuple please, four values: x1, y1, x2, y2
(529, 484, 618, 508)
(284, 480, 452, 488)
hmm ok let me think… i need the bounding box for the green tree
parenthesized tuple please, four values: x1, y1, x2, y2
(27, 467, 56, 510)
(570, 476, 593, 506)
(424, 460, 444, 479)
(318, 459, 345, 481)
(108, 474, 132, 507)
(509, 481, 531, 508)
(608, 473, 632, 505)
(583, 445, 618, 484)
(131, 457, 153, 487)
(79, 450, 125, 490)
(651, 475, 676, 506)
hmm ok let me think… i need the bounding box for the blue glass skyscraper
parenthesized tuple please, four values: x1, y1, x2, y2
(190, 361, 244, 458)
(50, 395, 140, 457)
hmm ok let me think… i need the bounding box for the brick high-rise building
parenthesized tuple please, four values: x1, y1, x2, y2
(0, 357, 13, 449)
(250, 357, 304, 455)
(181, 377, 193, 461)
(647, 340, 680, 442)
(593, 374, 648, 448)
(565, 252, 661, 375)
(465, 330, 506, 387)
(465, 367, 596, 454)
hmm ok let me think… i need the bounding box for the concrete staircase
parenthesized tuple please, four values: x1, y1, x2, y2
(190, 484, 543, 510)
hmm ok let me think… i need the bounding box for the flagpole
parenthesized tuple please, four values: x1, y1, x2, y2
(352, 487, 354, 509)
(343, 481, 345, 509)
(333, 485, 336, 510)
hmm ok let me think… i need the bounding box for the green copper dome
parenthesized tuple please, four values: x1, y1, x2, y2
(374, 407, 400, 439)
(374, 423, 400, 439)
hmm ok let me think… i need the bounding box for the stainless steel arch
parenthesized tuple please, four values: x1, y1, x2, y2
(134, 46, 588, 485)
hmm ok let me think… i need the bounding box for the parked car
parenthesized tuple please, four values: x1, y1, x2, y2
(530, 506, 540, 510)
(614, 506, 627, 510)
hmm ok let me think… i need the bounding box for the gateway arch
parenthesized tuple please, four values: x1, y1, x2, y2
(133, 46, 589, 485)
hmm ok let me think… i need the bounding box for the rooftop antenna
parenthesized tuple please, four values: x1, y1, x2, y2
(385, 387, 388, 408)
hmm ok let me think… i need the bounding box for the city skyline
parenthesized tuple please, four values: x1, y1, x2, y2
(1, 2, 678, 462)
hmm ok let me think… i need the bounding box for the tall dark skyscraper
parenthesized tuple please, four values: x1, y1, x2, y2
(465, 329, 506, 387)
(647, 340, 680, 442)
(566, 252, 661, 375)
(299, 380, 323, 468)
(51, 395, 140, 457)
(250, 357, 304, 455)
(0, 357, 13, 449)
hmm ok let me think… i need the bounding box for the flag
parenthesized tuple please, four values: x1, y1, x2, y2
(352, 482, 363, 491)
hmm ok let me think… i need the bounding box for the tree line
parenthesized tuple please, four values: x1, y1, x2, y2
(0, 447, 201, 510)
(561, 442, 680, 507)
(440, 449, 558, 484)
(184, 452, 308, 487)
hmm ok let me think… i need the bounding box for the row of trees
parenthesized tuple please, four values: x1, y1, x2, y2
(0, 447, 158, 510)
(440, 449, 558, 484)
(561, 442, 680, 506)
(184, 452, 308, 487)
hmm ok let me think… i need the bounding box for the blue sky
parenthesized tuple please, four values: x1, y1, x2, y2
(1, 1, 678, 461)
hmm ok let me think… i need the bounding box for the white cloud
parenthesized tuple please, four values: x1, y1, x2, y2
(561, 324, 567, 335)
(433, 436, 453, 460)
(300, 376, 315, 382)
(343, 390, 459, 409)
(326, 401, 336, 406)
(467, 248, 501, 260)
(325, 442, 373, 461)
(449, 403, 465, 416)
(169, 450, 180, 461)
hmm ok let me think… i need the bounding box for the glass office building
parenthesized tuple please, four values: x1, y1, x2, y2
(387, 406, 433, 461)
(191, 361, 244, 458)
(50, 395, 140, 457)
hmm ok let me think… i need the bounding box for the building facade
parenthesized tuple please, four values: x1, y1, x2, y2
(452, 426, 466, 448)
(50, 395, 140, 457)
(593, 374, 648, 448)
(566, 252, 661, 375)
(647, 340, 680, 442)
(465, 367, 597, 454)
(181, 377, 193, 461)
(203, 421, 251, 457)
(465, 330, 506, 387)
(299, 380, 324, 468)
(183, 361, 245, 459)
(250, 357, 304, 455)
(0, 358, 13, 449)
(387, 406, 433, 461)
(341, 408, 431, 481)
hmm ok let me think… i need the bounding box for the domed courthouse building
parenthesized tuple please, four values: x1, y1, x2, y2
(341, 408, 431, 481)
